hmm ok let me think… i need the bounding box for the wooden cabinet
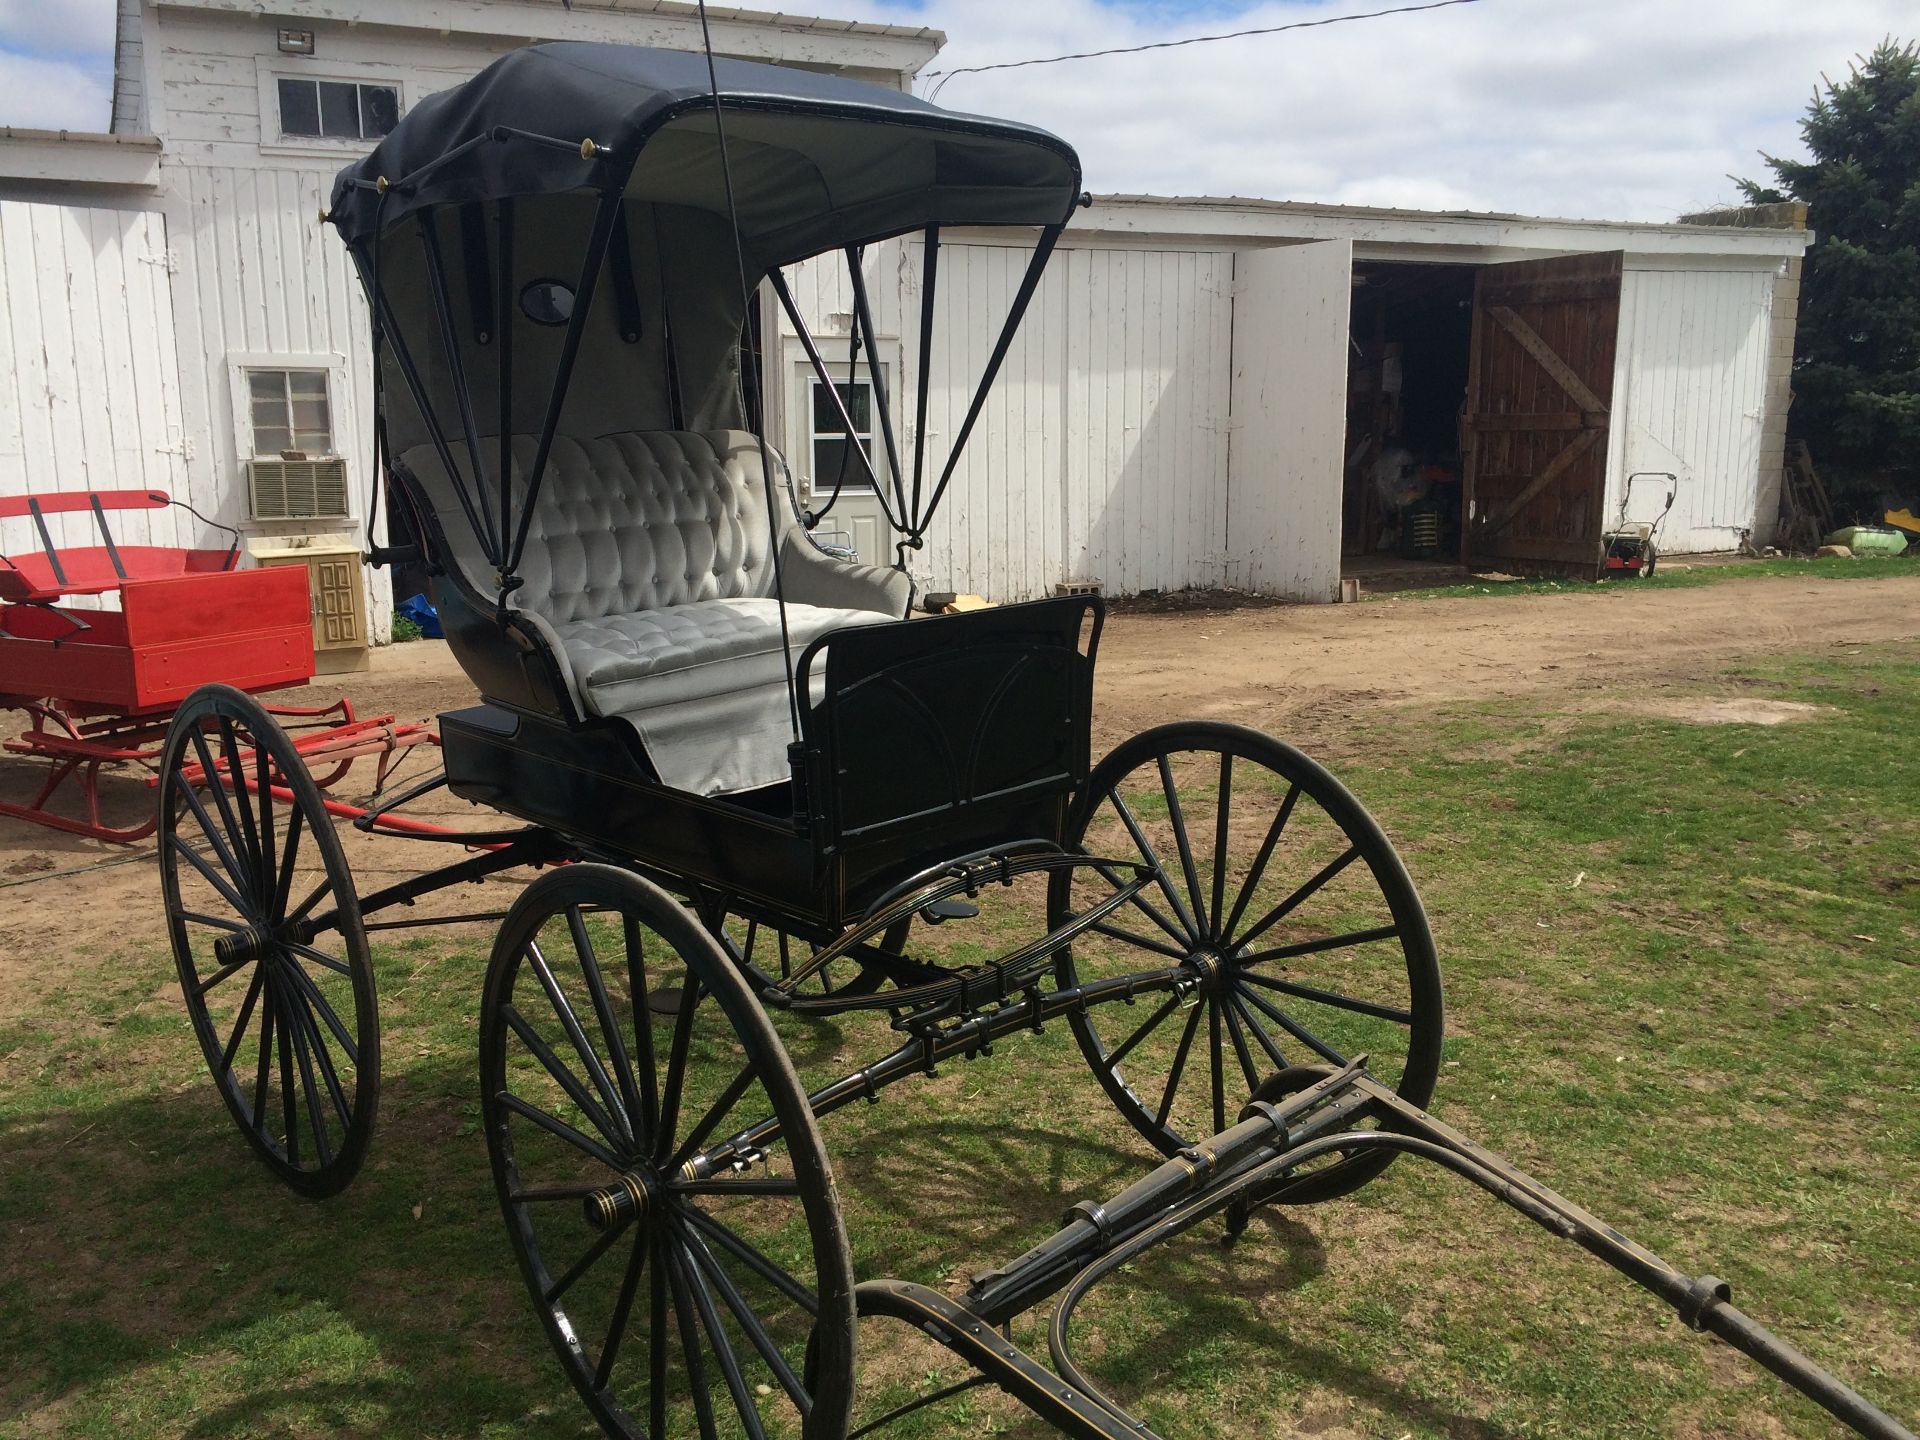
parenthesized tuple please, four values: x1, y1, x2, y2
(252, 538, 370, 674)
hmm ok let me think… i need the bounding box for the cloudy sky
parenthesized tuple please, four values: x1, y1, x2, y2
(4, 0, 1914, 221)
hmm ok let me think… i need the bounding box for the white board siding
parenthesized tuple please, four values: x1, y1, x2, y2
(1608, 266, 1775, 554)
(0, 203, 192, 569)
(163, 162, 382, 632)
(774, 241, 1232, 601)
(1225, 240, 1353, 600)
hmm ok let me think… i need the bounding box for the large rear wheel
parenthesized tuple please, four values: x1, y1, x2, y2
(481, 865, 856, 1439)
(1053, 722, 1442, 1202)
(159, 684, 378, 1198)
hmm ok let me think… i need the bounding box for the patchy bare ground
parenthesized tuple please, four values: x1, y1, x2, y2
(1, 573, 1915, 993)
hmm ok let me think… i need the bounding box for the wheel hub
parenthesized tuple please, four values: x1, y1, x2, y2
(1184, 947, 1231, 990)
(582, 1166, 661, 1232)
(213, 923, 275, 970)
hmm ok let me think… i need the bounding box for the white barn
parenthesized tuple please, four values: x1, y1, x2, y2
(0, 1, 1811, 645)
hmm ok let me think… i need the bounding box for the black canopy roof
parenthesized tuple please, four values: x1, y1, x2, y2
(329, 43, 1082, 261)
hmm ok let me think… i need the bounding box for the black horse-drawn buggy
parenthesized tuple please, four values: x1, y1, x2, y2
(151, 36, 1913, 1440)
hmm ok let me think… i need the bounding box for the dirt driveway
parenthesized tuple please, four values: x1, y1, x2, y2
(2, 573, 1915, 994)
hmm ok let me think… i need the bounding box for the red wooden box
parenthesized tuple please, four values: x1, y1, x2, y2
(0, 565, 314, 715)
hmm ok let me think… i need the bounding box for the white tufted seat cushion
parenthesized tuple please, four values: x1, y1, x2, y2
(555, 597, 882, 716)
(396, 429, 905, 795)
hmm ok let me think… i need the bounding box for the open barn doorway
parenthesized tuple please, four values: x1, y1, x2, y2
(1341, 261, 1475, 584)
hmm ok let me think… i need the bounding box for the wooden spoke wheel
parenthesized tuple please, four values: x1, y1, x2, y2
(159, 684, 378, 1198)
(1053, 722, 1443, 1203)
(481, 865, 856, 1440)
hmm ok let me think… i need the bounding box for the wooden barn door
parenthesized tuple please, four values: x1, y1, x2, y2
(1461, 252, 1622, 573)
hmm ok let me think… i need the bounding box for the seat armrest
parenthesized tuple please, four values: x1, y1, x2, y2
(778, 530, 911, 617)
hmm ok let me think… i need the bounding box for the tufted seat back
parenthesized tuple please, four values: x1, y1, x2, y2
(396, 430, 779, 624)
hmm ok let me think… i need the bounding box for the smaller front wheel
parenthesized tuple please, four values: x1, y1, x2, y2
(481, 865, 857, 1440)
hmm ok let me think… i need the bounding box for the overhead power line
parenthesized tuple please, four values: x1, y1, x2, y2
(924, 0, 1486, 99)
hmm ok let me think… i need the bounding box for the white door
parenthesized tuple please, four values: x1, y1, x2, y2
(1225, 239, 1354, 600)
(785, 354, 899, 569)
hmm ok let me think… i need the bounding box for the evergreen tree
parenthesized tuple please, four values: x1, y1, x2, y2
(1740, 40, 1920, 513)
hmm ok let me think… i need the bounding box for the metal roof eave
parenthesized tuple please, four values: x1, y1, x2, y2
(1076, 194, 1813, 264)
(0, 129, 163, 188)
(148, 0, 944, 73)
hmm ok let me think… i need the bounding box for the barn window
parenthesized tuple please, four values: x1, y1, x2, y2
(246, 368, 333, 457)
(277, 78, 400, 140)
(808, 377, 878, 493)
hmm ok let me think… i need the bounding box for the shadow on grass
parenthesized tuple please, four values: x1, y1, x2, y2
(6, 1060, 1519, 1439)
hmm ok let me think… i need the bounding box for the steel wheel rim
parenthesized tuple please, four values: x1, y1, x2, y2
(1054, 722, 1442, 1202)
(159, 684, 377, 1198)
(482, 865, 856, 1440)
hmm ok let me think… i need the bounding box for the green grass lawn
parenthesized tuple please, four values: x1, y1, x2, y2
(2, 652, 1915, 1439)
(1378, 550, 1915, 601)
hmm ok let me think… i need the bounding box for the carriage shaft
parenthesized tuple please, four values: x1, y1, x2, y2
(963, 1059, 1377, 1325)
(682, 967, 1196, 1182)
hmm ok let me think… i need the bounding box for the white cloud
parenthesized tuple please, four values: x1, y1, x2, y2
(0, 48, 110, 132)
(0, 0, 115, 61)
(848, 0, 1919, 221)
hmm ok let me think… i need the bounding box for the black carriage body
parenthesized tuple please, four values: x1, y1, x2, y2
(438, 595, 1100, 929)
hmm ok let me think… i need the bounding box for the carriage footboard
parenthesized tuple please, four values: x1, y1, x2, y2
(855, 1061, 1916, 1440)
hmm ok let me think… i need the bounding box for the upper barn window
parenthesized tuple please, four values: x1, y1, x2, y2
(277, 78, 400, 141)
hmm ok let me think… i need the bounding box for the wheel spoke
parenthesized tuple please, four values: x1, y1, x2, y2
(1154, 1002, 1205, 1129)
(1240, 971, 1414, 1026)
(1219, 783, 1300, 943)
(281, 970, 353, 1129)
(680, 1205, 818, 1318)
(656, 977, 703, 1165)
(279, 955, 360, 1064)
(497, 1091, 627, 1172)
(543, 1213, 630, 1306)
(277, 982, 301, 1165)
(673, 1233, 769, 1440)
(167, 832, 251, 917)
(1239, 983, 1348, 1067)
(1085, 919, 1187, 962)
(525, 939, 633, 1148)
(677, 1177, 801, 1199)
(671, 1060, 763, 1171)
(593, 1229, 649, 1392)
(1221, 997, 1263, 1095)
(272, 803, 306, 919)
(623, 916, 661, 1145)
(216, 719, 266, 901)
(220, 965, 268, 1073)
(1231, 845, 1361, 951)
(178, 909, 247, 935)
(665, 1240, 724, 1440)
(1209, 752, 1233, 941)
(502, 1001, 628, 1153)
(195, 952, 254, 997)
(1239, 924, 1402, 968)
(649, 1232, 670, 1438)
(1158, 754, 1209, 937)
(678, 1213, 810, 1414)
(284, 941, 352, 977)
(1109, 793, 1201, 941)
(1085, 860, 1190, 947)
(185, 730, 255, 900)
(1229, 991, 1289, 1073)
(254, 741, 276, 906)
(570, 907, 648, 1149)
(1103, 992, 1185, 1071)
(252, 997, 276, 1129)
(286, 876, 333, 926)
(280, 975, 334, 1166)
(1208, 999, 1227, 1135)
